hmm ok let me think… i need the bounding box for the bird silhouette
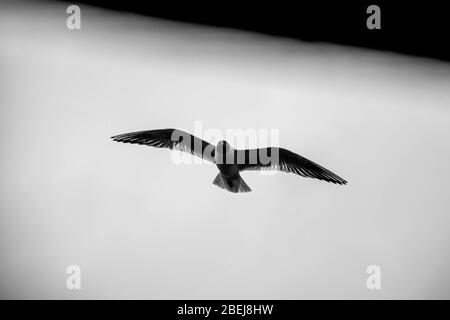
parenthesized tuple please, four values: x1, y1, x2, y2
(111, 129, 347, 193)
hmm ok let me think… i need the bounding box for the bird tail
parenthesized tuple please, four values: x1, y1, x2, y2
(212, 173, 252, 193)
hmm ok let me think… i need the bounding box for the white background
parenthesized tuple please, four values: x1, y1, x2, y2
(1, 2, 450, 299)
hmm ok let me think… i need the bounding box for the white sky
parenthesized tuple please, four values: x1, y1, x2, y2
(1, 2, 450, 299)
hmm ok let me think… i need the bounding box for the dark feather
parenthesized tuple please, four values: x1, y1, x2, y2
(236, 147, 347, 185)
(111, 129, 216, 163)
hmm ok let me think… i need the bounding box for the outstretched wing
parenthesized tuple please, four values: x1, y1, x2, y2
(236, 147, 347, 185)
(111, 129, 216, 163)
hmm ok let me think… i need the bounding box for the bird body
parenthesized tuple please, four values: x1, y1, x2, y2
(111, 129, 347, 193)
(214, 140, 239, 174)
(213, 140, 251, 192)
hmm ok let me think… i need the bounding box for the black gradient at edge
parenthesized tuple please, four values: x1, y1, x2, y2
(55, 0, 450, 62)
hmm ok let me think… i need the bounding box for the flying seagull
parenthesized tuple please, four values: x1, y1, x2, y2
(111, 129, 347, 193)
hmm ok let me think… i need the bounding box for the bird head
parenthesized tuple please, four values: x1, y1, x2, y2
(216, 140, 231, 155)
